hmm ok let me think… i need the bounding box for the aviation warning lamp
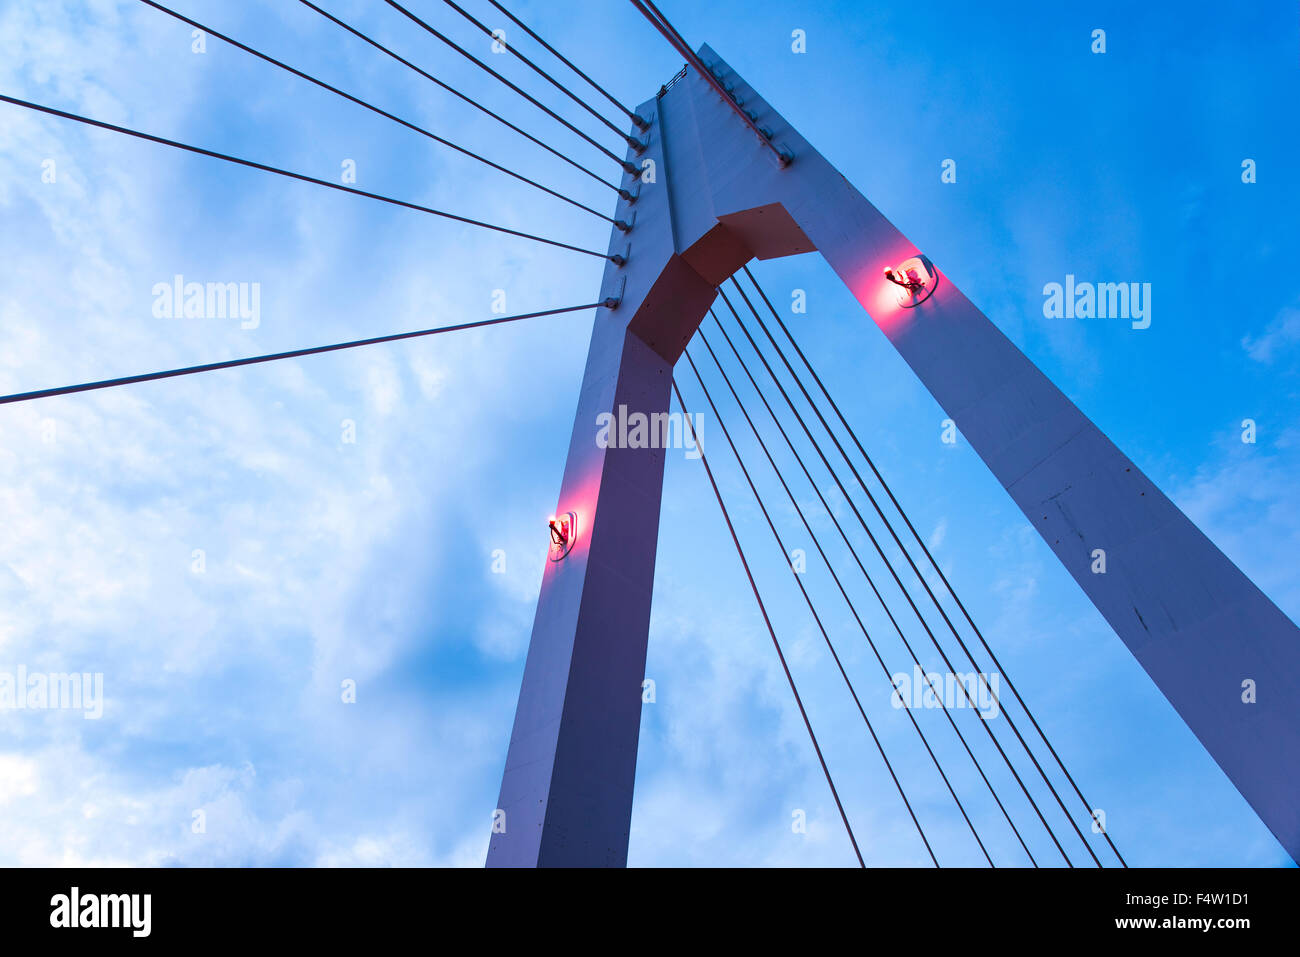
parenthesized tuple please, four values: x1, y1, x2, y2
(548, 511, 578, 561)
(883, 255, 938, 307)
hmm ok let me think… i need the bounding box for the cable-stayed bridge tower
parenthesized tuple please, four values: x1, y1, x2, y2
(486, 41, 1300, 867)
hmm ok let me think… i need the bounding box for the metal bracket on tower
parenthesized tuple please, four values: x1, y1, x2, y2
(601, 276, 626, 310)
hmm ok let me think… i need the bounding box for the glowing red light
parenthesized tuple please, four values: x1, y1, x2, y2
(548, 511, 578, 560)
(548, 515, 568, 545)
(882, 255, 937, 308)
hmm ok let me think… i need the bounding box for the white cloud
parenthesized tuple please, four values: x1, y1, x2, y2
(0, 0, 602, 867)
(1243, 301, 1300, 364)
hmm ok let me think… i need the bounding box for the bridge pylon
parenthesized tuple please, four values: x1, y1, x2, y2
(486, 46, 1300, 867)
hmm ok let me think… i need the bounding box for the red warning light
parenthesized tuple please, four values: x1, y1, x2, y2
(883, 255, 938, 308)
(548, 511, 578, 561)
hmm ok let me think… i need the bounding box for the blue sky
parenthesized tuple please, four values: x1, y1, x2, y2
(0, 0, 1296, 866)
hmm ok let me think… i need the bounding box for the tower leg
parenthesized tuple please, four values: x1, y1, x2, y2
(486, 99, 718, 866)
(677, 45, 1300, 861)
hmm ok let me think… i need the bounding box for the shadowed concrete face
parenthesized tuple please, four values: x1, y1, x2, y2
(488, 47, 1300, 867)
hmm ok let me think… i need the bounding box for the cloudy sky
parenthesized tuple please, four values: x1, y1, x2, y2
(0, 0, 1296, 867)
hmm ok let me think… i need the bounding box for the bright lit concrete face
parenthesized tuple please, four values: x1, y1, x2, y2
(488, 47, 1300, 866)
